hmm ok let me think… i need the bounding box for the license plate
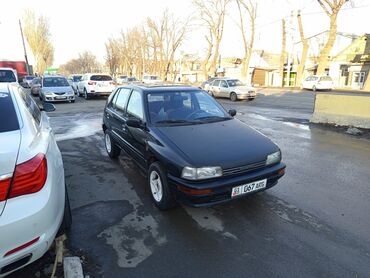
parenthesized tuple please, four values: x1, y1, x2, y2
(231, 179, 267, 197)
(55, 96, 66, 99)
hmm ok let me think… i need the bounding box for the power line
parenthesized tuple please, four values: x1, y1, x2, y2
(254, 4, 370, 30)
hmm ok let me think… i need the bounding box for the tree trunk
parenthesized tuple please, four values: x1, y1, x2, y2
(316, 14, 337, 75)
(279, 19, 286, 87)
(295, 12, 309, 87)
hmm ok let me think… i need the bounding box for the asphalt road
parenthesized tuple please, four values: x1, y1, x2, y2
(11, 90, 370, 277)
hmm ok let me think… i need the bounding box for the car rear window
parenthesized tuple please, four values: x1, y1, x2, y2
(91, 75, 112, 81)
(320, 76, 332, 81)
(0, 70, 17, 83)
(0, 92, 19, 132)
(73, 76, 82, 82)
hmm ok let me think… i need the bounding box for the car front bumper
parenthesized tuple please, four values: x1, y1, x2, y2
(168, 162, 285, 207)
(44, 94, 75, 102)
(237, 92, 256, 99)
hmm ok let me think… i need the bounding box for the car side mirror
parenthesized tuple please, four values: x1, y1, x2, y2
(126, 118, 144, 129)
(40, 102, 56, 112)
(228, 109, 236, 117)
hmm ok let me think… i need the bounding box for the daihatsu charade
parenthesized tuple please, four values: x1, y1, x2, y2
(102, 85, 285, 210)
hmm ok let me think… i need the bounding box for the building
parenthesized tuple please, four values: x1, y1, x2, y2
(329, 34, 370, 89)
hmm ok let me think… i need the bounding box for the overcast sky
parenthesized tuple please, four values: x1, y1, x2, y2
(1, 0, 369, 66)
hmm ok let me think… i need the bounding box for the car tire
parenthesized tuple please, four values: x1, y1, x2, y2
(312, 86, 317, 92)
(57, 187, 72, 236)
(71, 99, 75, 103)
(84, 88, 89, 100)
(148, 162, 177, 210)
(105, 131, 121, 158)
(230, 92, 237, 102)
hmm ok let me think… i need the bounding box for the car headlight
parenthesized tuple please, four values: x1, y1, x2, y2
(266, 151, 281, 165)
(181, 166, 222, 180)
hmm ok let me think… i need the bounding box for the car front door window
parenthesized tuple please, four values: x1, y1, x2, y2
(127, 90, 144, 120)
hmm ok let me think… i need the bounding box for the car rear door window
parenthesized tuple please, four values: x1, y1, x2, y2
(0, 91, 19, 132)
(114, 88, 131, 114)
(0, 70, 17, 82)
(19, 87, 41, 124)
(212, 80, 220, 87)
(126, 90, 143, 120)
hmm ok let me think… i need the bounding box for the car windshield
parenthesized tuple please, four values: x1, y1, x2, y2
(25, 76, 35, 80)
(0, 92, 19, 132)
(91, 75, 112, 81)
(149, 76, 159, 80)
(0, 70, 17, 82)
(73, 76, 82, 82)
(147, 90, 230, 125)
(128, 77, 137, 81)
(43, 77, 70, 87)
(227, 79, 245, 87)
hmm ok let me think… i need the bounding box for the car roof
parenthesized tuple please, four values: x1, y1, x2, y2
(119, 84, 199, 93)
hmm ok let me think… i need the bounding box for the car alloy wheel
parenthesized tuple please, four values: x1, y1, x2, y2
(105, 133, 112, 153)
(230, 92, 237, 101)
(84, 89, 89, 100)
(150, 170, 163, 202)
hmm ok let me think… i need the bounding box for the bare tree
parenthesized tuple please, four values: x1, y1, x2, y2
(236, 0, 257, 82)
(105, 38, 121, 76)
(316, 0, 349, 75)
(295, 10, 309, 86)
(193, 0, 230, 79)
(23, 10, 54, 75)
(61, 51, 100, 74)
(279, 19, 287, 86)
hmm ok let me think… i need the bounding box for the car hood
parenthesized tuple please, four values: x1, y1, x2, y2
(155, 119, 278, 169)
(0, 130, 21, 216)
(233, 86, 256, 93)
(42, 86, 72, 93)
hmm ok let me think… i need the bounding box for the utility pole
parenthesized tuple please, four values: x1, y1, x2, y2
(19, 19, 30, 75)
(286, 11, 294, 87)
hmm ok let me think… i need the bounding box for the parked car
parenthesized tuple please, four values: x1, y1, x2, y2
(208, 78, 256, 101)
(201, 77, 217, 91)
(77, 74, 115, 99)
(0, 68, 18, 83)
(102, 85, 285, 210)
(30, 77, 42, 96)
(68, 75, 82, 94)
(116, 75, 128, 85)
(142, 75, 162, 84)
(0, 83, 71, 276)
(22, 75, 36, 88)
(301, 75, 334, 91)
(40, 76, 75, 103)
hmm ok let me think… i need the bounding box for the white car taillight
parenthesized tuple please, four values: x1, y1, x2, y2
(2, 153, 48, 200)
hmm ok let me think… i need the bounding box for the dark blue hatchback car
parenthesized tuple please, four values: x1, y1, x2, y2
(102, 84, 285, 210)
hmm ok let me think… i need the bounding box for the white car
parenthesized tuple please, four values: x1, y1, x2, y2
(208, 78, 256, 101)
(22, 76, 36, 88)
(0, 83, 71, 276)
(142, 75, 162, 84)
(115, 75, 128, 85)
(301, 75, 334, 91)
(0, 68, 18, 83)
(77, 73, 115, 99)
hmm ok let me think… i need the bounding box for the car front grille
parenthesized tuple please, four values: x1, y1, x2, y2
(54, 92, 65, 95)
(223, 160, 266, 177)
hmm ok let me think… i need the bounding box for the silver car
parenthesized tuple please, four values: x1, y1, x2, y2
(40, 76, 75, 103)
(68, 75, 82, 94)
(208, 78, 256, 101)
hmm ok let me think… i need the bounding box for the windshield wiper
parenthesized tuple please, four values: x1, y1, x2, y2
(194, 116, 231, 122)
(155, 119, 197, 125)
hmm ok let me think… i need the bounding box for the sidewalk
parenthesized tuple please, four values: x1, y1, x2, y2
(256, 86, 370, 94)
